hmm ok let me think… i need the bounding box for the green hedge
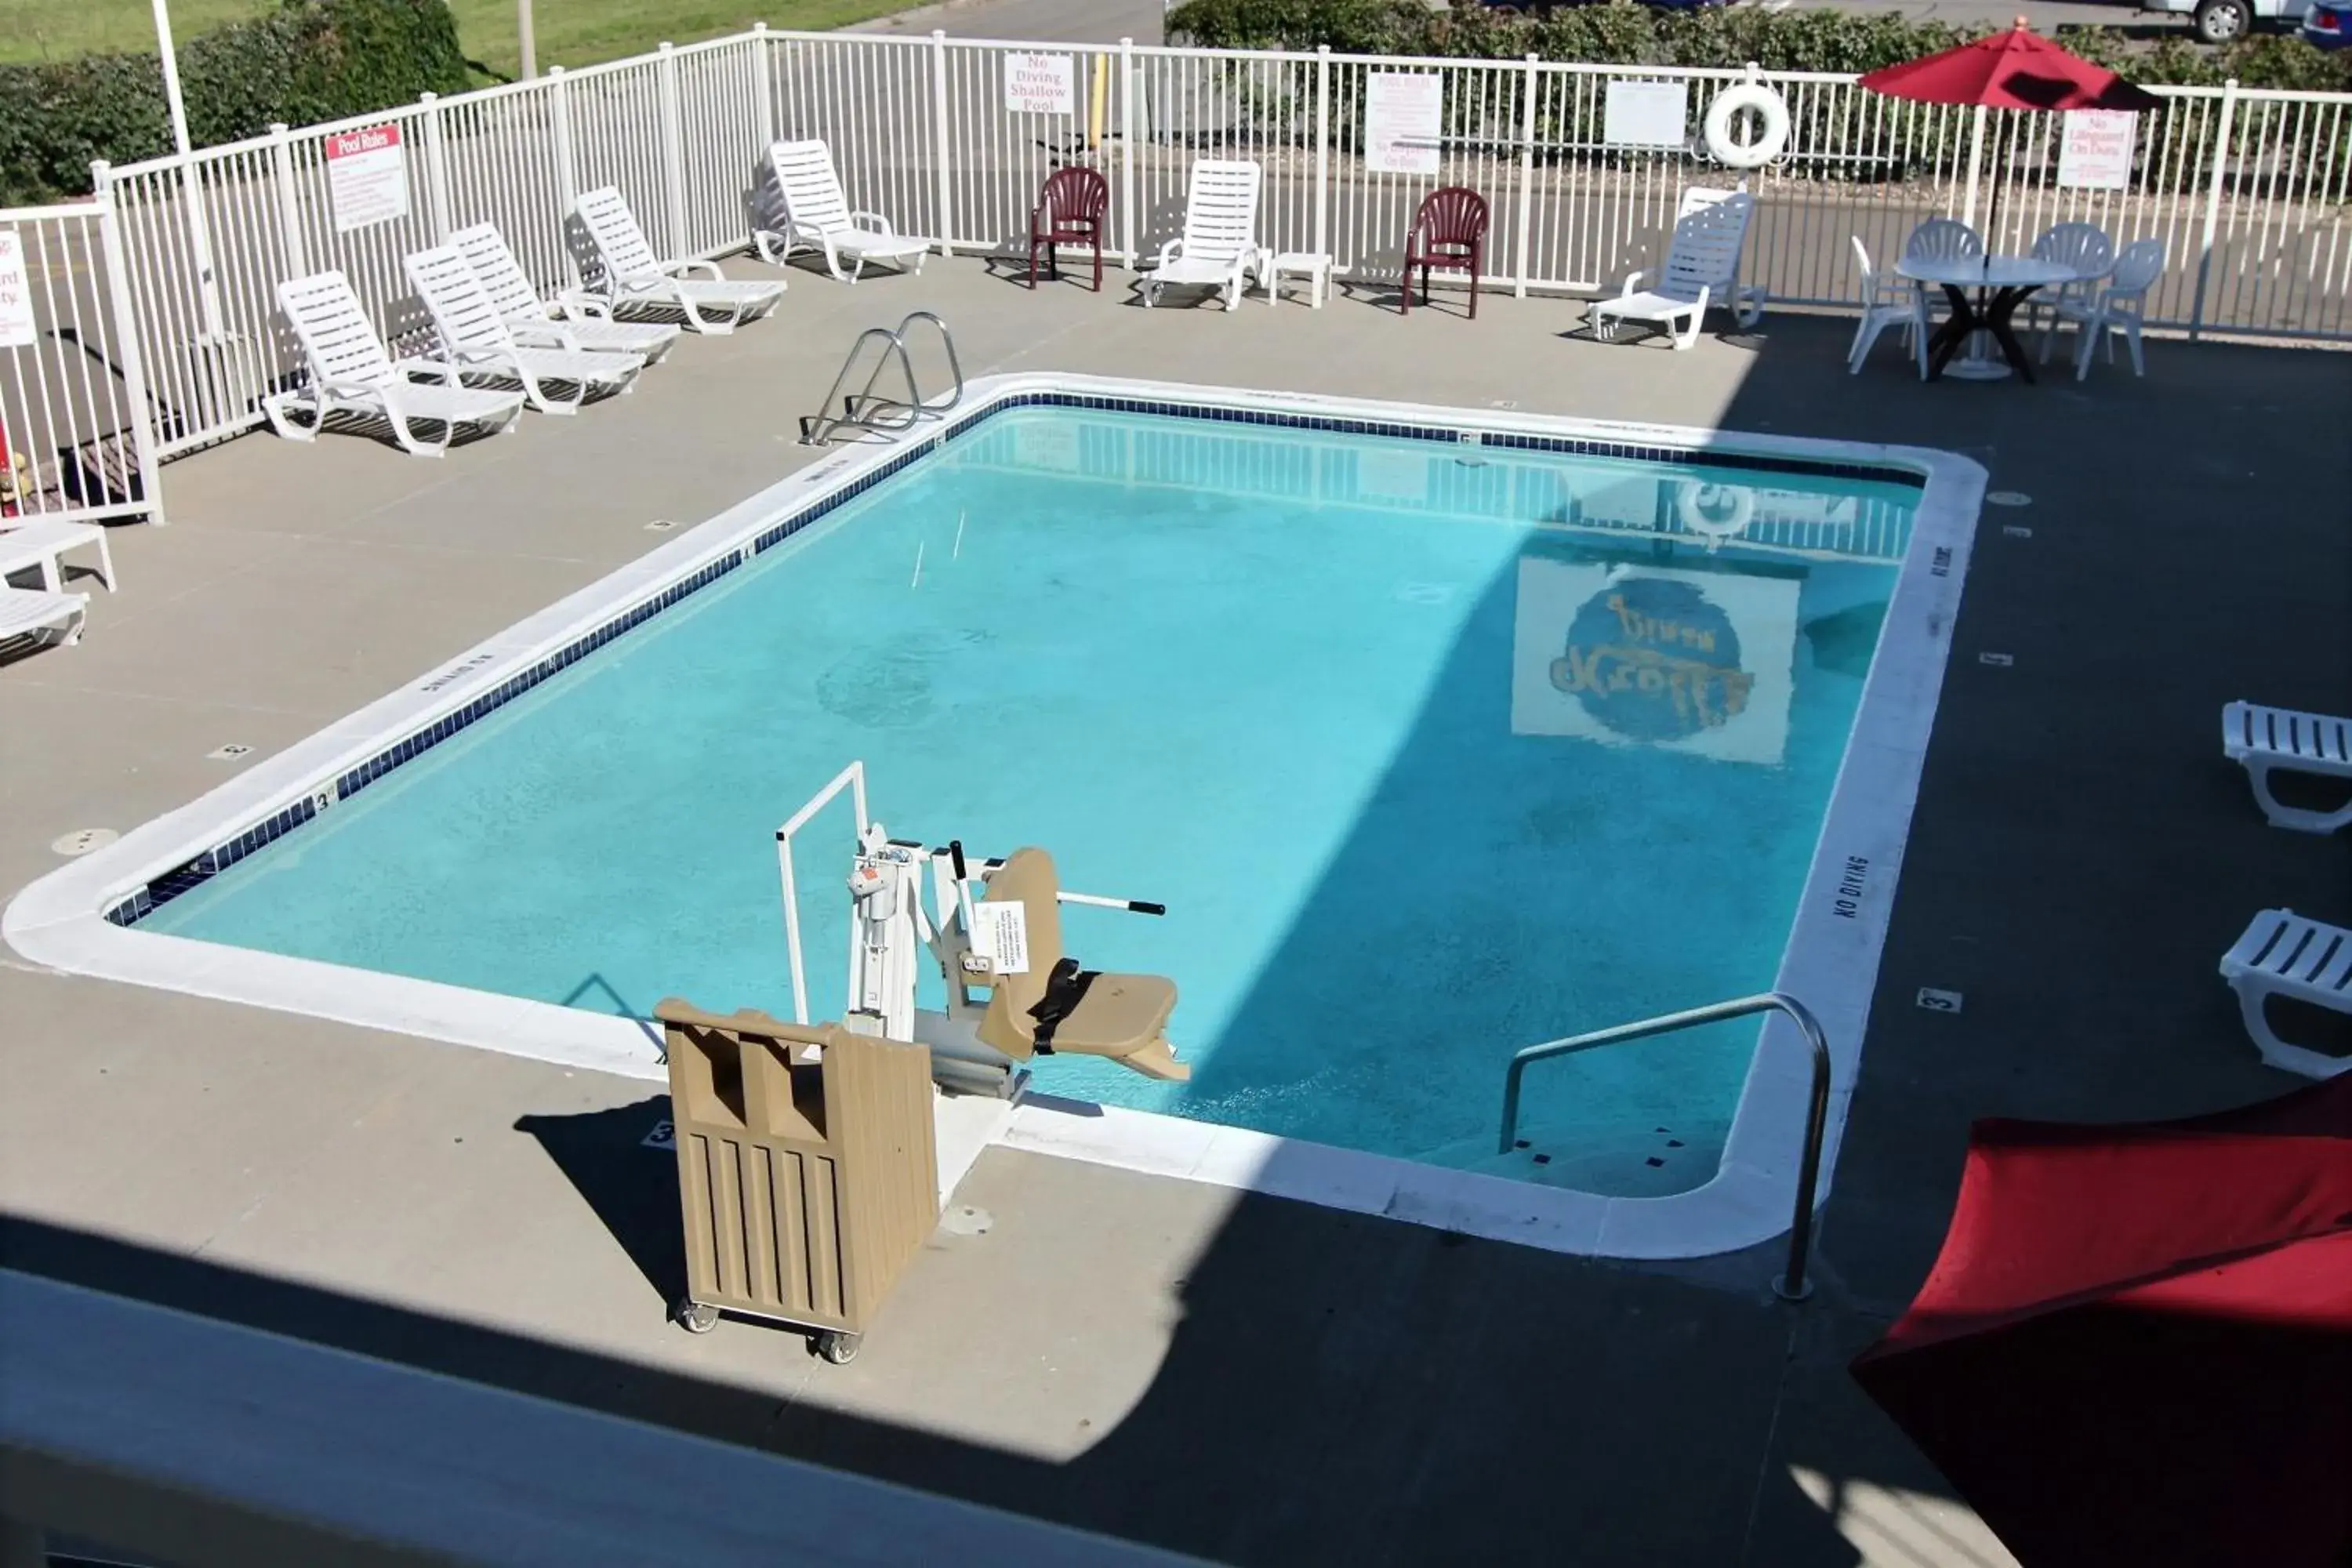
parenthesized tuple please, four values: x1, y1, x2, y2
(0, 0, 469, 205)
(1167, 0, 2352, 92)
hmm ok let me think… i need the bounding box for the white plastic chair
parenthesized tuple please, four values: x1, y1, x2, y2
(2026, 221, 2115, 353)
(405, 246, 642, 416)
(264, 271, 524, 457)
(1681, 187, 1766, 327)
(2055, 238, 2165, 381)
(573, 187, 786, 335)
(753, 140, 930, 283)
(0, 586, 88, 649)
(1897, 218, 1983, 338)
(448, 223, 679, 365)
(1587, 191, 1754, 350)
(1144, 159, 1262, 311)
(1846, 237, 1926, 379)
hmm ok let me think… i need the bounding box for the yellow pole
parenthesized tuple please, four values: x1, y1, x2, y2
(1089, 53, 1109, 152)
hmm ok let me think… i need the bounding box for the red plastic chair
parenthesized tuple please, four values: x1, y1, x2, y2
(1029, 166, 1110, 291)
(1402, 187, 1490, 318)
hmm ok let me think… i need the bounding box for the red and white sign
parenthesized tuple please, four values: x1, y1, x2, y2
(1365, 72, 1444, 176)
(325, 122, 410, 233)
(1004, 52, 1076, 116)
(0, 231, 34, 349)
(2058, 111, 2136, 192)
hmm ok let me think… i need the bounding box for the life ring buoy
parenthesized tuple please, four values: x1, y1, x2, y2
(1677, 481, 1755, 546)
(1704, 83, 1790, 170)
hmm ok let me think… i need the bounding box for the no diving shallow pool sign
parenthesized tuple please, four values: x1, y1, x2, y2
(326, 124, 409, 234)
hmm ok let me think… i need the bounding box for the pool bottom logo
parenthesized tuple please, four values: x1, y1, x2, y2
(1548, 577, 1753, 742)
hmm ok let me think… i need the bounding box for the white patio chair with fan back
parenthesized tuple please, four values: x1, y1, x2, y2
(572, 187, 785, 335)
(2025, 220, 2115, 354)
(2053, 237, 2165, 381)
(1846, 236, 1927, 379)
(264, 271, 524, 456)
(448, 223, 680, 365)
(1898, 217, 1983, 337)
(1586, 190, 1754, 350)
(753, 140, 931, 283)
(404, 246, 643, 416)
(1143, 159, 1262, 311)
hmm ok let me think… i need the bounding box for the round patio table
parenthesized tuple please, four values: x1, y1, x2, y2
(1897, 255, 2079, 383)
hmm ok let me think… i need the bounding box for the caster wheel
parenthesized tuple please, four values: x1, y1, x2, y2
(815, 1330, 859, 1365)
(675, 1298, 719, 1334)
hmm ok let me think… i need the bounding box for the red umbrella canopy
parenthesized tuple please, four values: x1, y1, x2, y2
(1858, 19, 2164, 112)
(1853, 1073, 2352, 1568)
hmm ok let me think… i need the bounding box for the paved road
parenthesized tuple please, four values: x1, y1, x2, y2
(854, 0, 2194, 45)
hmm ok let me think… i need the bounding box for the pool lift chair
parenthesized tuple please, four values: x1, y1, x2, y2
(780, 766, 1189, 1095)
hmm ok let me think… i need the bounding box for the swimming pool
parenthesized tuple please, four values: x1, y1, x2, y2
(6, 376, 1984, 1258)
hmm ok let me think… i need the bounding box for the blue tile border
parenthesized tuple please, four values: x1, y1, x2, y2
(104, 390, 1924, 928)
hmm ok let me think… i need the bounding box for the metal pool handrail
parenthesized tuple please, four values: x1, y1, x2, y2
(799, 311, 964, 445)
(1497, 992, 1832, 1303)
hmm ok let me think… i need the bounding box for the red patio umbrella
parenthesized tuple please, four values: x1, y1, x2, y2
(1857, 18, 2164, 113)
(1852, 1073, 2352, 1567)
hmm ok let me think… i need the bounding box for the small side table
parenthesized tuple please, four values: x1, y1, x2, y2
(1260, 251, 1334, 309)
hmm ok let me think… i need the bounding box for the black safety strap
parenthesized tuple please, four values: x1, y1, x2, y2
(1026, 956, 1098, 1054)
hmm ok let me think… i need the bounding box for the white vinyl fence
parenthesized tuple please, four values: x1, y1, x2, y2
(6, 27, 2350, 490)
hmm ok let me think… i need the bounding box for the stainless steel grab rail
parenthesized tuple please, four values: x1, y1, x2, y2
(1497, 992, 1831, 1303)
(799, 310, 964, 445)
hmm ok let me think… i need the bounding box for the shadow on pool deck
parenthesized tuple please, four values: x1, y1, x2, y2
(5, 267, 2350, 1565)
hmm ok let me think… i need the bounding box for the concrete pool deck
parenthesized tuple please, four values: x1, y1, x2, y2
(4, 256, 2349, 1566)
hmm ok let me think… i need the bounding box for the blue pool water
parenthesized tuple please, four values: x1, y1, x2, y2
(153, 406, 1913, 1192)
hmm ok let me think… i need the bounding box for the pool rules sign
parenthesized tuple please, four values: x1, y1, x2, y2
(326, 124, 410, 233)
(0, 231, 34, 348)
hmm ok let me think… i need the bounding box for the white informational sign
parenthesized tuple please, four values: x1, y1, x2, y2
(971, 899, 1032, 975)
(1603, 80, 1690, 150)
(325, 123, 410, 234)
(1364, 72, 1443, 176)
(0, 231, 34, 348)
(1004, 52, 1077, 116)
(1509, 557, 1798, 765)
(2057, 111, 2136, 191)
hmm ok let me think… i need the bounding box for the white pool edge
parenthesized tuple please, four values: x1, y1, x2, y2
(5, 372, 1985, 1264)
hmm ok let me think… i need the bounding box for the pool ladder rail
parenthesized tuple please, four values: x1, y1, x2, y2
(1497, 991, 1831, 1304)
(799, 312, 964, 445)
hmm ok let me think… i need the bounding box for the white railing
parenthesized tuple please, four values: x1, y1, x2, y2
(11, 30, 2352, 474)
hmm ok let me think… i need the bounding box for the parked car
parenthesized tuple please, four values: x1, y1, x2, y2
(2141, 0, 2309, 45)
(2301, 0, 2352, 45)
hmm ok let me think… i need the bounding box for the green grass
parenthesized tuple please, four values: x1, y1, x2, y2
(0, 0, 923, 79)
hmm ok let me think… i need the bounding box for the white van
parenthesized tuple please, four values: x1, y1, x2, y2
(2143, 0, 2310, 44)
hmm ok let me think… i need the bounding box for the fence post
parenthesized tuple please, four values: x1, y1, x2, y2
(90, 163, 168, 528)
(2190, 78, 2238, 343)
(1314, 45, 1330, 264)
(1515, 53, 1538, 298)
(657, 43, 691, 257)
(549, 66, 579, 207)
(419, 93, 455, 238)
(267, 123, 309, 278)
(1960, 103, 1987, 228)
(1120, 37, 1138, 267)
(752, 24, 776, 149)
(931, 31, 956, 256)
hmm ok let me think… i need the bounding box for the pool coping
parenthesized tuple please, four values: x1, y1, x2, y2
(4, 372, 1984, 1263)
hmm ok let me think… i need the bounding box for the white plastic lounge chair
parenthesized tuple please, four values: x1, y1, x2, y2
(1588, 191, 1755, 350)
(447, 223, 680, 365)
(1846, 236, 1926, 379)
(1144, 159, 1261, 312)
(572, 187, 785, 335)
(0, 586, 88, 648)
(2223, 701, 2352, 833)
(2220, 909, 2352, 1080)
(0, 518, 115, 594)
(2050, 238, 2164, 382)
(264, 271, 524, 457)
(753, 140, 930, 283)
(1680, 187, 1766, 327)
(405, 246, 642, 416)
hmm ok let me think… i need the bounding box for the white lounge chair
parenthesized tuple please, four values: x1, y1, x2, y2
(1588, 191, 1755, 350)
(0, 586, 88, 648)
(2224, 701, 2352, 833)
(448, 223, 680, 365)
(753, 140, 930, 283)
(405, 246, 642, 416)
(0, 518, 115, 594)
(2220, 909, 2352, 1080)
(572, 187, 786, 335)
(1144, 159, 1261, 312)
(1680, 187, 1766, 327)
(264, 271, 524, 457)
